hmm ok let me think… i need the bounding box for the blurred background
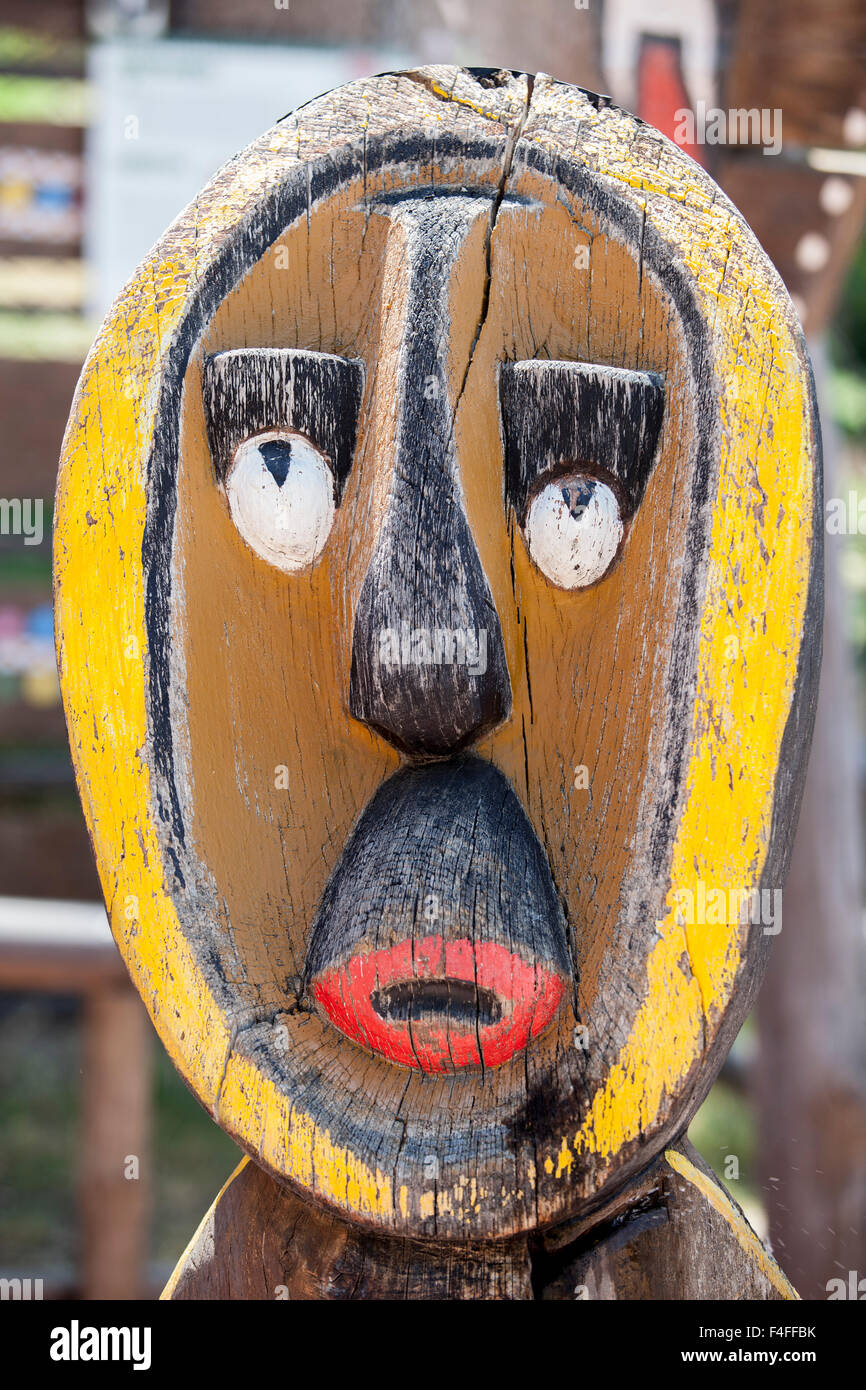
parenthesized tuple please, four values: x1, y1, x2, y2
(1, 0, 865, 1300)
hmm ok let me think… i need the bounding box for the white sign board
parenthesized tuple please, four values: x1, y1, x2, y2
(86, 39, 410, 315)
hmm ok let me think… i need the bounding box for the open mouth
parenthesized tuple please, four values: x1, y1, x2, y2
(371, 979, 503, 1026)
(305, 756, 573, 1074)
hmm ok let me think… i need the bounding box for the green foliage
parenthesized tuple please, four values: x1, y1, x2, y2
(0, 312, 94, 364)
(0, 1001, 79, 1264)
(0, 26, 83, 69)
(0, 1000, 240, 1277)
(0, 74, 89, 125)
(151, 1044, 240, 1265)
(829, 370, 866, 440)
(831, 234, 866, 380)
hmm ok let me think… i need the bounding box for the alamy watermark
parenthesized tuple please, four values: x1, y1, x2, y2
(826, 1270, 866, 1299)
(50, 1321, 151, 1370)
(0, 498, 43, 546)
(377, 623, 488, 676)
(668, 881, 782, 936)
(826, 492, 866, 535)
(674, 104, 783, 157)
(1, 1276, 43, 1299)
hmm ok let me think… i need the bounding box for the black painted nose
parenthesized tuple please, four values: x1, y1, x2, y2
(348, 193, 512, 758)
(348, 495, 511, 756)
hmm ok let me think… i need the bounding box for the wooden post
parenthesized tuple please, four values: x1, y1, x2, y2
(80, 985, 152, 1300)
(0, 897, 152, 1298)
(54, 66, 821, 1299)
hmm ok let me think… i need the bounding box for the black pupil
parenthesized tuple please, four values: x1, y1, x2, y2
(259, 439, 293, 488)
(559, 477, 595, 520)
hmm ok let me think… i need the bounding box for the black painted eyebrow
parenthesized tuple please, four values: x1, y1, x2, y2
(498, 360, 665, 518)
(202, 348, 364, 499)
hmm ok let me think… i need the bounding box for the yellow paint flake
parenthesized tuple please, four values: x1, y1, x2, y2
(56, 74, 817, 1235)
(552, 120, 814, 1170)
(665, 1149, 798, 1299)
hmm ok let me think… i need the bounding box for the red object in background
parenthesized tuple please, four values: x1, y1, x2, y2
(636, 34, 707, 168)
(0, 605, 24, 639)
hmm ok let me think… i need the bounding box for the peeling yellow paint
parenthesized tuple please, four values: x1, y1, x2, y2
(665, 1149, 799, 1299)
(555, 1139, 574, 1178)
(539, 108, 814, 1176)
(427, 78, 518, 127)
(160, 1156, 250, 1300)
(55, 74, 816, 1236)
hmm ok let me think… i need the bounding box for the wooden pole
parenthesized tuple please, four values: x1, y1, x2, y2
(55, 66, 822, 1299)
(79, 984, 152, 1300)
(163, 1142, 797, 1301)
(0, 896, 153, 1298)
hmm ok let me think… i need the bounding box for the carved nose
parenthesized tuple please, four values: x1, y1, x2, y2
(348, 497, 511, 756)
(348, 193, 511, 758)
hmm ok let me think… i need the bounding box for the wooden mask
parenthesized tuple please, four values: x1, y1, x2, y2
(55, 68, 821, 1248)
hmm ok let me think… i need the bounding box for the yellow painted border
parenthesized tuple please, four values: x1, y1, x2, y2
(526, 84, 816, 1180)
(665, 1149, 799, 1299)
(160, 1156, 250, 1300)
(55, 73, 817, 1232)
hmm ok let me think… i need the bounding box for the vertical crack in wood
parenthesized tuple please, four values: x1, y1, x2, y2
(452, 73, 535, 422)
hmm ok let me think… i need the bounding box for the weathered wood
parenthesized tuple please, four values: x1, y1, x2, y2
(500, 361, 665, 516)
(753, 350, 866, 1298)
(304, 756, 572, 1072)
(535, 1140, 797, 1301)
(345, 192, 513, 756)
(163, 1139, 796, 1300)
(0, 896, 152, 1299)
(55, 65, 821, 1296)
(591, 0, 866, 1296)
(80, 985, 152, 1301)
(202, 348, 364, 496)
(163, 1156, 533, 1301)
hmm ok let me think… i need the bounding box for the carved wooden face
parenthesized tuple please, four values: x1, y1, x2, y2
(192, 186, 669, 1083)
(55, 71, 820, 1240)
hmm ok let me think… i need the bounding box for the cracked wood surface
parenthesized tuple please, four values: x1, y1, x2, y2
(55, 66, 821, 1284)
(163, 1138, 795, 1300)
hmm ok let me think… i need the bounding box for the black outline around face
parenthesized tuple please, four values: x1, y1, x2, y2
(140, 130, 787, 1234)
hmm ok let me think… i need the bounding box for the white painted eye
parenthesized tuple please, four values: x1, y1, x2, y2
(226, 431, 335, 572)
(524, 475, 624, 589)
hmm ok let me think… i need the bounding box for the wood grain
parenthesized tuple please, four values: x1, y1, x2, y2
(55, 67, 821, 1250)
(164, 1141, 796, 1300)
(202, 348, 364, 497)
(500, 360, 665, 517)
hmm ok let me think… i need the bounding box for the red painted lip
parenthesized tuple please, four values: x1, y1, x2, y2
(310, 934, 568, 1073)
